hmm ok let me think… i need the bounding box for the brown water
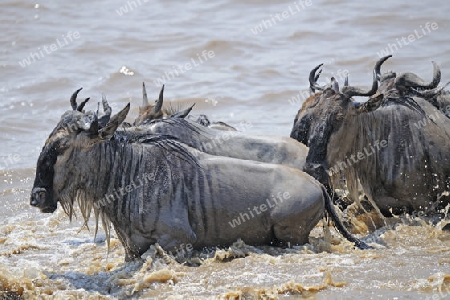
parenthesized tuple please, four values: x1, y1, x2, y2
(1, 0, 450, 298)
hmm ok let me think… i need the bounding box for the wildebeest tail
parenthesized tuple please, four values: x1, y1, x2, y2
(320, 185, 372, 250)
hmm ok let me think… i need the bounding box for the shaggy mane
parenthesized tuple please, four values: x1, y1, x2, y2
(58, 132, 200, 251)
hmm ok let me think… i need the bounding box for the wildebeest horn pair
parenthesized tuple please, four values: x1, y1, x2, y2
(70, 88, 90, 112)
(142, 82, 164, 113)
(71, 88, 112, 127)
(70, 88, 126, 134)
(141, 82, 194, 119)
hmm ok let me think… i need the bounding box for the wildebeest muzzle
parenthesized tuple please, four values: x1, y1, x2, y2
(30, 187, 57, 213)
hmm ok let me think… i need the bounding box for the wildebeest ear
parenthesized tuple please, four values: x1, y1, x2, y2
(99, 103, 130, 139)
(357, 94, 384, 113)
(154, 85, 164, 113)
(172, 103, 195, 118)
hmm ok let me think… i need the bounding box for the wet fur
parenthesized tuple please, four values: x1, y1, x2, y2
(292, 68, 450, 214)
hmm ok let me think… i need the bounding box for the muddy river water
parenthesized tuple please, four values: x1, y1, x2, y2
(1, 0, 450, 298)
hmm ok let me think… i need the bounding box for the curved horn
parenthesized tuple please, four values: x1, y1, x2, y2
(154, 84, 164, 113)
(413, 81, 450, 98)
(309, 64, 324, 93)
(342, 56, 390, 97)
(375, 55, 392, 80)
(314, 69, 322, 83)
(142, 82, 148, 106)
(70, 88, 83, 110)
(342, 70, 378, 98)
(395, 61, 441, 90)
(77, 97, 90, 112)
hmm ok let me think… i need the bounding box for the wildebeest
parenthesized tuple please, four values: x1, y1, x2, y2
(135, 83, 237, 131)
(291, 56, 450, 215)
(133, 83, 195, 126)
(437, 92, 450, 118)
(132, 117, 309, 170)
(30, 90, 368, 261)
(127, 83, 309, 170)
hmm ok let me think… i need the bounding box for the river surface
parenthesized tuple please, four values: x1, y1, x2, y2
(1, 0, 450, 299)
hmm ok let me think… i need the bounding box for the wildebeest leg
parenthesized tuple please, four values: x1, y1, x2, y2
(113, 226, 141, 262)
(271, 193, 324, 246)
(371, 195, 414, 216)
(158, 234, 193, 253)
(272, 225, 309, 245)
(151, 216, 197, 253)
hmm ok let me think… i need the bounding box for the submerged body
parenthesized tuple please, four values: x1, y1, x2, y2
(85, 139, 324, 260)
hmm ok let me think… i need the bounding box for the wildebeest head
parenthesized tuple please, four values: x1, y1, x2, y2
(30, 88, 130, 213)
(291, 55, 448, 186)
(290, 57, 392, 184)
(133, 83, 194, 125)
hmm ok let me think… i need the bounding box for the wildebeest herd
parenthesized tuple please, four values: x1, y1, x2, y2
(30, 55, 450, 261)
